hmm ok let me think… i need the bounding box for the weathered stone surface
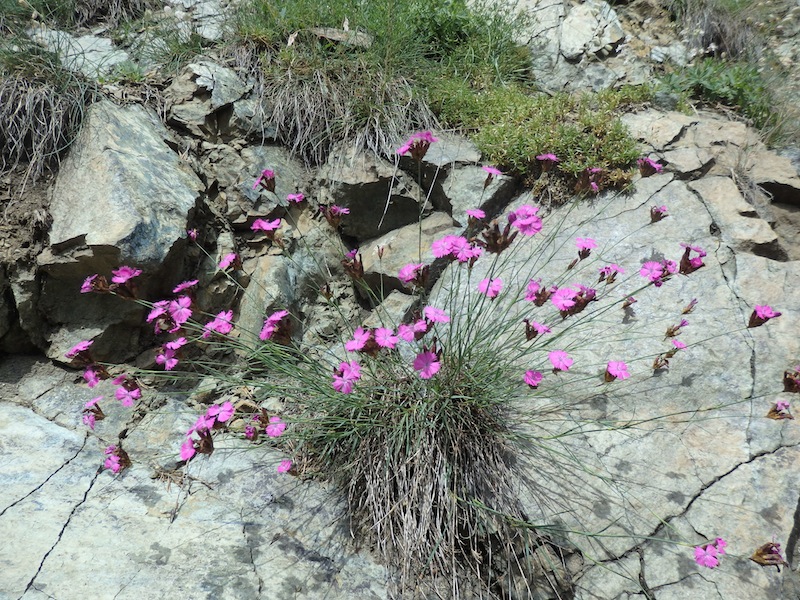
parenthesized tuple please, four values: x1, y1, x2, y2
(620, 110, 697, 151)
(361, 211, 458, 297)
(560, 0, 625, 60)
(439, 166, 518, 226)
(430, 174, 800, 597)
(240, 145, 311, 215)
(27, 24, 130, 78)
(748, 150, 800, 206)
(167, 61, 251, 138)
(662, 146, 714, 177)
(689, 176, 784, 258)
(0, 356, 389, 600)
(419, 133, 482, 169)
(318, 146, 426, 241)
(49, 100, 202, 267)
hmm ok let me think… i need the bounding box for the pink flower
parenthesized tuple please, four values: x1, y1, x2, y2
(81, 274, 98, 293)
(147, 300, 169, 323)
(169, 296, 192, 325)
(173, 279, 199, 293)
(397, 324, 415, 342)
(155, 348, 179, 371)
(329, 205, 349, 216)
(286, 193, 304, 203)
(260, 309, 289, 340)
(672, 339, 687, 350)
(187, 228, 198, 240)
(180, 437, 196, 461)
(207, 401, 235, 423)
(345, 327, 371, 352)
(640, 261, 664, 283)
(650, 205, 669, 223)
(715, 538, 727, 555)
(339, 360, 362, 381)
(266, 416, 286, 438)
(252, 168, 275, 190)
(251, 218, 281, 232)
(398, 263, 425, 285)
(466, 208, 485, 219)
(590, 181, 599, 193)
(277, 459, 293, 473)
(424, 306, 449, 323)
(551, 287, 577, 311)
(111, 266, 142, 284)
(510, 205, 543, 236)
(749, 304, 782, 328)
(482, 166, 502, 177)
(525, 279, 542, 301)
(83, 413, 96, 429)
(576, 237, 597, 251)
(218, 253, 238, 270)
(374, 327, 398, 349)
(536, 153, 559, 162)
(104, 453, 121, 474)
(432, 235, 461, 258)
(478, 278, 503, 298)
(776, 400, 791, 411)
(83, 367, 101, 387)
(548, 350, 573, 372)
(165, 337, 188, 351)
(414, 350, 441, 379)
(202, 310, 234, 338)
(638, 157, 663, 173)
(65, 340, 93, 359)
(524, 370, 543, 388)
(598, 264, 624, 281)
(332, 375, 354, 394)
(115, 386, 141, 407)
(527, 321, 550, 337)
(606, 361, 630, 381)
(85, 396, 101, 409)
(694, 544, 719, 568)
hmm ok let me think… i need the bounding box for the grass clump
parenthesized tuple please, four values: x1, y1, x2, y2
(230, 0, 531, 164)
(0, 39, 95, 182)
(0, 0, 160, 30)
(660, 59, 775, 130)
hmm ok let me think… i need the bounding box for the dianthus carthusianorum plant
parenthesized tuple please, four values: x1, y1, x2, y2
(69, 133, 791, 597)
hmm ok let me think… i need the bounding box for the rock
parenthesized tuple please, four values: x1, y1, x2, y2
(0, 266, 10, 341)
(620, 111, 697, 151)
(362, 291, 416, 330)
(429, 175, 800, 598)
(747, 150, 800, 206)
(27, 24, 130, 79)
(318, 146, 426, 241)
(418, 133, 482, 169)
(360, 212, 459, 297)
(236, 254, 294, 346)
(560, 0, 625, 61)
(49, 100, 202, 266)
(661, 146, 714, 177)
(238, 146, 311, 223)
(438, 166, 518, 226)
(689, 176, 786, 259)
(0, 356, 389, 600)
(650, 41, 692, 66)
(167, 61, 251, 139)
(770, 201, 800, 260)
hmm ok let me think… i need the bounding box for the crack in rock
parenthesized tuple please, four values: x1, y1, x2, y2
(0, 433, 88, 517)
(242, 517, 264, 595)
(20, 465, 102, 599)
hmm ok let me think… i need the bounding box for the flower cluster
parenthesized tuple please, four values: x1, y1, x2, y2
(397, 130, 438, 161)
(180, 401, 236, 462)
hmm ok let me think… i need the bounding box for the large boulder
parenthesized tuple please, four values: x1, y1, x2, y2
(41, 100, 204, 362)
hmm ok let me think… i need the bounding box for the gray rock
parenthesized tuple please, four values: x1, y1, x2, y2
(747, 150, 800, 206)
(428, 174, 800, 598)
(439, 166, 518, 227)
(238, 145, 311, 223)
(49, 100, 202, 267)
(560, 0, 625, 60)
(360, 211, 459, 297)
(0, 266, 10, 341)
(662, 146, 714, 177)
(318, 146, 426, 241)
(27, 24, 130, 79)
(620, 110, 697, 151)
(650, 41, 693, 66)
(688, 176, 785, 259)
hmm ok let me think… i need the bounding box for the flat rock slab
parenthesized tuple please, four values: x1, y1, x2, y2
(0, 357, 388, 600)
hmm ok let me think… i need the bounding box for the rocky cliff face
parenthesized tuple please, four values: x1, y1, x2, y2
(2, 1, 800, 598)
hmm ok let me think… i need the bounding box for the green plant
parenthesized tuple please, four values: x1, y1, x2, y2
(230, 0, 532, 164)
(660, 58, 776, 129)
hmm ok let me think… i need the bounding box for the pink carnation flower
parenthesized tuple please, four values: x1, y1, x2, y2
(65, 340, 93, 359)
(266, 416, 286, 438)
(374, 328, 398, 349)
(551, 287, 577, 311)
(606, 361, 630, 381)
(260, 309, 289, 340)
(482, 165, 502, 177)
(398, 263, 425, 285)
(111, 266, 142, 284)
(466, 208, 486, 219)
(218, 253, 238, 270)
(548, 350, 573, 372)
(173, 279, 199, 294)
(277, 459, 293, 473)
(524, 370, 543, 388)
(423, 306, 449, 323)
(286, 193, 304, 203)
(251, 218, 281, 232)
(478, 278, 503, 298)
(81, 274, 98, 293)
(202, 311, 234, 338)
(345, 327, 371, 352)
(413, 350, 441, 379)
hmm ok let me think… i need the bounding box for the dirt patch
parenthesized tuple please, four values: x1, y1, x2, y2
(0, 168, 52, 264)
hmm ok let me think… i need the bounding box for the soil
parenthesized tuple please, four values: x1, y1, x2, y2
(0, 167, 52, 264)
